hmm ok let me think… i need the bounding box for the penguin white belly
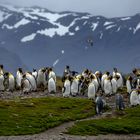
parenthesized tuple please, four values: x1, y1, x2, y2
(63, 80, 70, 97)
(8, 75, 15, 91)
(16, 72, 22, 88)
(0, 70, 3, 75)
(130, 91, 139, 106)
(71, 79, 79, 95)
(104, 80, 112, 95)
(26, 74, 37, 91)
(101, 75, 107, 89)
(116, 74, 123, 88)
(92, 79, 99, 92)
(23, 79, 31, 93)
(32, 72, 38, 79)
(126, 80, 132, 94)
(48, 78, 56, 93)
(0, 75, 4, 91)
(49, 72, 56, 82)
(111, 79, 117, 94)
(88, 83, 96, 99)
(37, 71, 46, 87)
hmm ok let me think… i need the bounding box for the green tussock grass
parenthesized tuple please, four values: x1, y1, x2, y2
(0, 97, 95, 136)
(67, 106, 140, 136)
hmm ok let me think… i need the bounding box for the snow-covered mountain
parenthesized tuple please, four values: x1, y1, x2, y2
(0, 4, 140, 74)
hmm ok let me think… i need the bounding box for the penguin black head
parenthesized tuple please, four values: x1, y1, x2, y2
(66, 65, 70, 69)
(23, 74, 26, 78)
(128, 76, 133, 81)
(80, 75, 84, 80)
(18, 68, 23, 73)
(106, 71, 110, 76)
(113, 68, 118, 73)
(33, 69, 36, 72)
(49, 68, 53, 71)
(0, 65, 3, 69)
(115, 75, 120, 80)
(84, 69, 89, 74)
(42, 68, 46, 73)
(132, 68, 137, 74)
(4, 72, 9, 79)
(90, 74, 95, 80)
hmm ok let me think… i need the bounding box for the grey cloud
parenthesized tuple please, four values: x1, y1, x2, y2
(0, 0, 140, 17)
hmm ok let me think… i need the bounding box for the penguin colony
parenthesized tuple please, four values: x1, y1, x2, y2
(0, 64, 140, 115)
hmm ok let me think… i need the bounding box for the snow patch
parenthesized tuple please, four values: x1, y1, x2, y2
(75, 26, 79, 31)
(116, 26, 121, 32)
(14, 18, 30, 28)
(81, 16, 90, 19)
(91, 22, 98, 31)
(100, 32, 103, 39)
(121, 17, 131, 21)
(106, 25, 116, 30)
(0, 11, 11, 22)
(23, 12, 38, 20)
(134, 23, 140, 34)
(2, 18, 30, 29)
(69, 32, 75, 36)
(37, 24, 69, 37)
(104, 21, 114, 26)
(21, 33, 36, 42)
(2, 24, 13, 29)
(83, 21, 87, 25)
(29, 9, 70, 23)
(0, 12, 5, 22)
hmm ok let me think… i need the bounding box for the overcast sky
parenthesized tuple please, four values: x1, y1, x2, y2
(0, 0, 140, 17)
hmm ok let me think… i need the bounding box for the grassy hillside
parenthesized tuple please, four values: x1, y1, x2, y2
(67, 106, 140, 135)
(0, 97, 94, 136)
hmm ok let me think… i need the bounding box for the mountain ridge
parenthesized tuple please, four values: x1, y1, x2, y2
(0, 4, 140, 74)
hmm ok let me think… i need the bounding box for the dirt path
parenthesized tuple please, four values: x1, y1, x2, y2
(0, 111, 140, 140)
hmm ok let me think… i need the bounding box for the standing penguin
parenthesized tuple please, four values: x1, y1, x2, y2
(48, 68, 56, 93)
(113, 68, 123, 88)
(115, 93, 125, 110)
(25, 72, 37, 92)
(111, 75, 119, 94)
(71, 77, 79, 96)
(37, 68, 47, 89)
(130, 89, 140, 106)
(0, 65, 4, 75)
(101, 71, 110, 90)
(104, 76, 113, 96)
(82, 69, 89, 78)
(4, 72, 15, 92)
(95, 93, 104, 115)
(0, 74, 4, 91)
(48, 68, 56, 82)
(16, 68, 23, 90)
(126, 76, 133, 94)
(21, 74, 31, 93)
(62, 77, 71, 97)
(95, 71, 102, 90)
(90, 74, 99, 93)
(32, 69, 38, 80)
(88, 80, 96, 100)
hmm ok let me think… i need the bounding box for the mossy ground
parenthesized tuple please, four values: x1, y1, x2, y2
(67, 106, 140, 136)
(0, 97, 95, 136)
